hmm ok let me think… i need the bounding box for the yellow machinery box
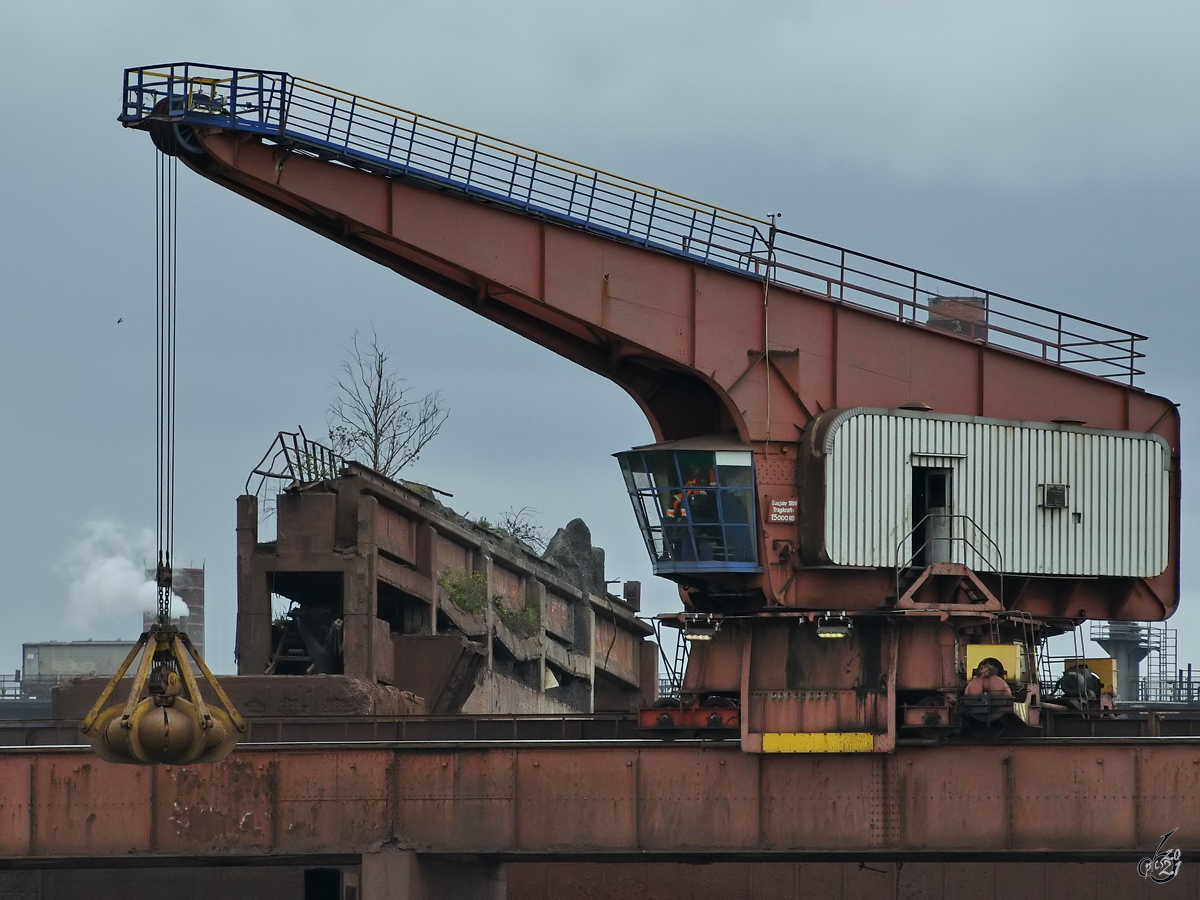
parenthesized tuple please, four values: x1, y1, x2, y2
(1062, 657, 1117, 695)
(966, 644, 1025, 681)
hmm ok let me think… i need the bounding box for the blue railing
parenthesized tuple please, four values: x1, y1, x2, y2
(121, 63, 1148, 384)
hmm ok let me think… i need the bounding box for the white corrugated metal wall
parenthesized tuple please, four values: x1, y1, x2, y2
(822, 410, 1169, 577)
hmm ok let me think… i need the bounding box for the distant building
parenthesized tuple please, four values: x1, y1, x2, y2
(19, 640, 138, 701)
(141, 566, 205, 658)
(7, 569, 206, 715)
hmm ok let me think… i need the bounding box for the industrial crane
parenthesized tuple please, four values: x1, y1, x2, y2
(117, 63, 1179, 752)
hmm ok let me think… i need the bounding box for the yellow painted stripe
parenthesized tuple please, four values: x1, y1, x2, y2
(761, 732, 876, 753)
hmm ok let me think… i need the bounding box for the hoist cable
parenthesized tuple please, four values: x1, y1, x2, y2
(168, 142, 178, 580)
(154, 149, 161, 566)
(153, 145, 179, 625)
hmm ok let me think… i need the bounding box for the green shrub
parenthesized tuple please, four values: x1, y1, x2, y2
(436, 569, 487, 614)
(437, 569, 542, 636)
(493, 598, 541, 638)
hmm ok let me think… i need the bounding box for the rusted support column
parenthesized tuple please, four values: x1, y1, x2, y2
(639, 640, 659, 705)
(345, 493, 380, 681)
(362, 849, 505, 899)
(481, 549, 494, 671)
(417, 523, 438, 634)
(361, 848, 409, 899)
(584, 595, 596, 714)
(527, 580, 547, 691)
(489, 862, 507, 900)
(236, 494, 271, 675)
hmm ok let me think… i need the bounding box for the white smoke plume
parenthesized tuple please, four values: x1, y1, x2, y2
(63, 519, 188, 638)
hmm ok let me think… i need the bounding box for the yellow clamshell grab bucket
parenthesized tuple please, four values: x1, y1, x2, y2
(80, 622, 246, 765)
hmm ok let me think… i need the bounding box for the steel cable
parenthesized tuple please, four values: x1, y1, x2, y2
(154, 145, 179, 624)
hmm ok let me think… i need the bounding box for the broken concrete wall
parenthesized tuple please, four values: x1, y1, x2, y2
(460, 669, 583, 715)
(392, 634, 485, 715)
(237, 459, 654, 717)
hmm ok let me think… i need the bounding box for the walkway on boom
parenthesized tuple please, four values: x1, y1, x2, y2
(121, 63, 1145, 384)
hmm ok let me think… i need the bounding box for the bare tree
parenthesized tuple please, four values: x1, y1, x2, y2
(496, 506, 547, 552)
(327, 328, 448, 478)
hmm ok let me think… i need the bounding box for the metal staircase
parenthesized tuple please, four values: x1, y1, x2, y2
(893, 513, 1005, 608)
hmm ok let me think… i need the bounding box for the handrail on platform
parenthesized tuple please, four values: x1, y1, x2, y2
(894, 513, 1005, 606)
(121, 63, 1147, 385)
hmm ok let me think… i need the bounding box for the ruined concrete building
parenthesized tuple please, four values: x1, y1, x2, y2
(236, 433, 655, 716)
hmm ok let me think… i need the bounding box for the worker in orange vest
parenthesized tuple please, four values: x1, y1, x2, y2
(667, 466, 715, 520)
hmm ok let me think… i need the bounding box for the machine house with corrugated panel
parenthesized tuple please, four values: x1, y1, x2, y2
(801, 408, 1169, 578)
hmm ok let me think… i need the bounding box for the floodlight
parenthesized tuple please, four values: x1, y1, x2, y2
(683, 615, 720, 642)
(816, 613, 852, 639)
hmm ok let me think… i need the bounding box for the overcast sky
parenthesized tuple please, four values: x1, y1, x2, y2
(2, 2, 1198, 677)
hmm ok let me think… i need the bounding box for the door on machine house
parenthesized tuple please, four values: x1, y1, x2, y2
(912, 467, 953, 565)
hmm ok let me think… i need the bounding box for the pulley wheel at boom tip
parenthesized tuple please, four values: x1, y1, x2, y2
(143, 98, 207, 162)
